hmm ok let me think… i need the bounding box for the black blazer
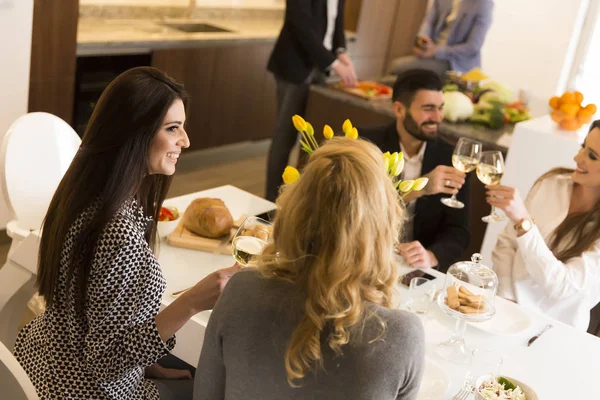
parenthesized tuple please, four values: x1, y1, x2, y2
(267, 0, 347, 84)
(359, 123, 471, 273)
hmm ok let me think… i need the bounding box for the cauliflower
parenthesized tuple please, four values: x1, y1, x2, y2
(443, 91, 474, 122)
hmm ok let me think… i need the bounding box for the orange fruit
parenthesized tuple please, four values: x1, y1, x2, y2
(577, 108, 593, 117)
(561, 92, 576, 104)
(551, 110, 563, 123)
(574, 91, 584, 104)
(560, 103, 580, 117)
(585, 103, 597, 114)
(578, 115, 592, 124)
(549, 96, 561, 110)
(560, 118, 580, 131)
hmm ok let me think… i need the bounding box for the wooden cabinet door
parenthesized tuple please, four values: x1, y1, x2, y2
(152, 42, 276, 152)
(206, 43, 276, 147)
(28, 0, 79, 124)
(152, 47, 218, 152)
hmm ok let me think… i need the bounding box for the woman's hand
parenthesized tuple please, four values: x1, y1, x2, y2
(145, 363, 192, 380)
(485, 185, 530, 223)
(182, 264, 242, 314)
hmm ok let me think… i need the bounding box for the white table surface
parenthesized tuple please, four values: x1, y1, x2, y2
(159, 186, 600, 399)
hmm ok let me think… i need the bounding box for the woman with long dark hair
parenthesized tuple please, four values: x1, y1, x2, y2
(490, 120, 600, 330)
(14, 67, 239, 399)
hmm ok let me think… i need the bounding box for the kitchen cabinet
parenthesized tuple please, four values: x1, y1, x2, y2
(152, 43, 276, 152)
(29, 0, 79, 123)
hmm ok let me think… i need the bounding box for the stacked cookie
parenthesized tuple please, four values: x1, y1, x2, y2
(446, 285, 487, 314)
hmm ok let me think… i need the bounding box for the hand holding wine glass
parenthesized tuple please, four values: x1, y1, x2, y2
(477, 151, 506, 223)
(231, 216, 273, 267)
(441, 137, 482, 209)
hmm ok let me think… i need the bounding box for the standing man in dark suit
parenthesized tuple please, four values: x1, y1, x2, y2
(360, 70, 470, 272)
(265, 0, 358, 202)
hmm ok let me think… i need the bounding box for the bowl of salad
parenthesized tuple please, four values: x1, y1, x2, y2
(475, 374, 537, 400)
(157, 205, 180, 238)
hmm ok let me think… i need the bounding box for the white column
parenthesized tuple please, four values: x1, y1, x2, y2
(0, 0, 33, 229)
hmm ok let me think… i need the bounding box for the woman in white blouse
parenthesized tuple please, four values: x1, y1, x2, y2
(14, 67, 239, 400)
(488, 120, 600, 330)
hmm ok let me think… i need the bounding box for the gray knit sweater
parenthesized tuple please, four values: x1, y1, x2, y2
(194, 269, 425, 400)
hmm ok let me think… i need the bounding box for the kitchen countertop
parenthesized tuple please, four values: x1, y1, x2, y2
(310, 84, 516, 152)
(77, 17, 284, 56)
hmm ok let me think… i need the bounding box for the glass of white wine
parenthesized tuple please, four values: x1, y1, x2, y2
(477, 151, 506, 223)
(441, 137, 482, 209)
(231, 216, 273, 267)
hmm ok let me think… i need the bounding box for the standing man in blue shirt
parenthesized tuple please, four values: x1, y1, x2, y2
(265, 0, 357, 202)
(389, 0, 494, 76)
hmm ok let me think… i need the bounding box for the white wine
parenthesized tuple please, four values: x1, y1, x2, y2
(232, 236, 267, 266)
(476, 164, 503, 185)
(452, 155, 478, 173)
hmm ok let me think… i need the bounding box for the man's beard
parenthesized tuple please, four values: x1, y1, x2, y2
(403, 111, 439, 142)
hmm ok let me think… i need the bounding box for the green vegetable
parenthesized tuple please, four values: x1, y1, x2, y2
(443, 83, 459, 92)
(498, 377, 517, 391)
(469, 105, 505, 129)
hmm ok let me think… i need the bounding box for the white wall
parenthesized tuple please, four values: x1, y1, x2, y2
(0, 0, 33, 228)
(80, 0, 284, 8)
(481, 0, 588, 102)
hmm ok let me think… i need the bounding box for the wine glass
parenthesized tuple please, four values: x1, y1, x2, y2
(476, 151, 506, 223)
(441, 138, 482, 209)
(231, 216, 272, 267)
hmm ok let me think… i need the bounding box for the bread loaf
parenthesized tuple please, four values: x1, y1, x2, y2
(183, 198, 233, 238)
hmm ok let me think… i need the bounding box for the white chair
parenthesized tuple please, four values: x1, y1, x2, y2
(0, 339, 38, 399)
(0, 112, 80, 350)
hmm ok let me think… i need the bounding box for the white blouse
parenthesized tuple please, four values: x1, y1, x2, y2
(492, 173, 600, 330)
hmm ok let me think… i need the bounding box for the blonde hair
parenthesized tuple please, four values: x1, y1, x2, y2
(258, 137, 405, 386)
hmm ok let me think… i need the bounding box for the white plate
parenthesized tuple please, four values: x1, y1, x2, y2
(418, 358, 450, 400)
(468, 298, 532, 336)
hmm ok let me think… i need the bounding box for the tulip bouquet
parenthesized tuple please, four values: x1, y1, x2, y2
(283, 115, 428, 199)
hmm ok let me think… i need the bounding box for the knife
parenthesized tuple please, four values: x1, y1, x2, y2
(526, 324, 553, 346)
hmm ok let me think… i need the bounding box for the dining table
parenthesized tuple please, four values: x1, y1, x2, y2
(159, 185, 600, 399)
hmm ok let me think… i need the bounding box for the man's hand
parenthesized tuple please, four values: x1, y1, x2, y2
(413, 35, 435, 57)
(332, 56, 358, 87)
(397, 241, 438, 268)
(145, 363, 192, 380)
(423, 165, 466, 196)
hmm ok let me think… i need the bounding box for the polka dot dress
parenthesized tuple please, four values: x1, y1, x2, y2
(14, 200, 175, 399)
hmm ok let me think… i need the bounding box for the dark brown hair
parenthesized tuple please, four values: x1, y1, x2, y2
(392, 69, 444, 106)
(36, 67, 188, 307)
(538, 119, 600, 262)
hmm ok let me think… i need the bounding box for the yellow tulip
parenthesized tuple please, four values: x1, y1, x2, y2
(383, 155, 391, 172)
(346, 127, 358, 139)
(292, 115, 307, 132)
(342, 119, 353, 135)
(383, 151, 391, 158)
(397, 151, 404, 161)
(282, 166, 300, 184)
(306, 122, 315, 136)
(412, 177, 429, 191)
(399, 180, 415, 193)
(323, 124, 334, 139)
(391, 158, 405, 177)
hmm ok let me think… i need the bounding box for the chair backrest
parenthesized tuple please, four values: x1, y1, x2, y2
(0, 112, 80, 230)
(0, 340, 38, 400)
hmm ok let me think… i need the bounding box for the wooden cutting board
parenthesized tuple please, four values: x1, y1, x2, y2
(167, 214, 247, 254)
(335, 81, 393, 101)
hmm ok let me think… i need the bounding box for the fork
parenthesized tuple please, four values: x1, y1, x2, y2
(452, 384, 472, 400)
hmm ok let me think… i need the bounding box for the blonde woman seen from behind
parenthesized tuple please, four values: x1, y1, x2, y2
(490, 120, 600, 331)
(194, 137, 426, 399)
